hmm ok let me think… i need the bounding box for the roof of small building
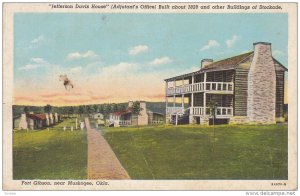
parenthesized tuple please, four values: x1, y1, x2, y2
(26, 113, 47, 120)
(111, 107, 133, 116)
(149, 111, 164, 116)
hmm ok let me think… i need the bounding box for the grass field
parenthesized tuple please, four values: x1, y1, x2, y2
(13, 118, 87, 179)
(103, 124, 288, 180)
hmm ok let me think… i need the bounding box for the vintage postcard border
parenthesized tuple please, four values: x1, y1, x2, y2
(2, 2, 298, 191)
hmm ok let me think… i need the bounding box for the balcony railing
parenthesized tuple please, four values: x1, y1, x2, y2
(166, 107, 184, 114)
(167, 106, 233, 117)
(118, 120, 131, 126)
(167, 82, 234, 95)
(151, 120, 164, 124)
(192, 106, 233, 117)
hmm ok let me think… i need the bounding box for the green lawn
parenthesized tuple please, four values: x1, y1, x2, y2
(103, 124, 288, 180)
(13, 118, 87, 179)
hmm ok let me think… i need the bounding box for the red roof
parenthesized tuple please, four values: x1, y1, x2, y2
(26, 113, 47, 120)
(112, 107, 132, 116)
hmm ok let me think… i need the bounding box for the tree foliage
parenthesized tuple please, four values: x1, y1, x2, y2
(44, 104, 53, 114)
(132, 101, 142, 115)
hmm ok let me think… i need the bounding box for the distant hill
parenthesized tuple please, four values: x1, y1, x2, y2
(12, 101, 167, 117)
(13, 105, 44, 117)
(146, 102, 166, 114)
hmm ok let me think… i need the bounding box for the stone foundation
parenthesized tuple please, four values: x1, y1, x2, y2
(200, 117, 209, 125)
(165, 114, 171, 125)
(275, 117, 285, 123)
(229, 116, 249, 124)
(189, 115, 196, 124)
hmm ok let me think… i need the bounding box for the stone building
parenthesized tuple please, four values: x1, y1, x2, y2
(13, 112, 61, 130)
(164, 42, 287, 125)
(109, 101, 164, 127)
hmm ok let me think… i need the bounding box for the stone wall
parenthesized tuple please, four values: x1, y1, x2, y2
(247, 42, 276, 124)
(229, 116, 249, 124)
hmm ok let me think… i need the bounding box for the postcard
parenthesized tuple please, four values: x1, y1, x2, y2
(2, 2, 297, 191)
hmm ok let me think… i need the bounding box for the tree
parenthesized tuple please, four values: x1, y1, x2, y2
(93, 104, 99, 113)
(111, 103, 119, 113)
(103, 104, 112, 118)
(68, 106, 74, 117)
(132, 101, 142, 115)
(208, 100, 218, 152)
(23, 106, 30, 114)
(86, 105, 94, 114)
(118, 104, 126, 111)
(78, 105, 85, 117)
(98, 104, 104, 114)
(44, 104, 53, 114)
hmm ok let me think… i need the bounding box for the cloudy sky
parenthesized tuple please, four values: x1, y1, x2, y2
(14, 13, 288, 106)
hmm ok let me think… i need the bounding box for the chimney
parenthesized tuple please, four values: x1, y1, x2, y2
(201, 59, 213, 69)
(138, 101, 148, 119)
(21, 113, 26, 119)
(253, 42, 272, 55)
(247, 42, 276, 123)
(139, 101, 146, 112)
(128, 101, 133, 108)
(19, 114, 28, 129)
(45, 113, 50, 126)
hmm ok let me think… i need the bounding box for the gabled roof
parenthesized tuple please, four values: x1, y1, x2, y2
(164, 51, 287, 81)
(111, 107, 132, 116)
(27, 113, 47, 120)
(201, 51, 254, 71)
(164, 52, 254, 81)
(273, 58, 288, 71)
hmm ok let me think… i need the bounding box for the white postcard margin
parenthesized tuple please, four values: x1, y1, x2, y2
(2, 2, 297, 191)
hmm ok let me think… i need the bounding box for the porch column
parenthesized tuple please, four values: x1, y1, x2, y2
(165, 81, 168, 113)
(173, 80, 176, 107)
(181, 94, 184, 108)
(173, 95, 176, 107)
(189, 74, 195, 124)
(191, 75, 194, 108)
(204, 72, 207, 116)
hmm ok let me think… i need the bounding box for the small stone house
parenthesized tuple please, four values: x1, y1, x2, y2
(109, 101, 164, 127)
(13, 112, 60, 130)
(164, 42, 287, 125)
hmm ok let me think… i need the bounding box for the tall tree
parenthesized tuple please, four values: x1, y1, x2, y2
(208, 100, 218, 152)
(93, 104, 99, 113)
(68, 106, 74, 117)
(132, 101, 142, 115)
(23, 106, 30, 114)
(98, 105, 104, 114)
(111, 103, 119, 113)
(44, 104, 53, 114)
(78, 105, 85, 117)
(86, 105, 94, 114)
(103, 104, 112, 117)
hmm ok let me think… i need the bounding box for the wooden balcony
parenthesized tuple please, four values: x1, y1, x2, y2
(118, 120, 131, 126)
(167, 106, 233, 118)
(166, 107, 184, 114)
(151, 120, 164, 124)
(167, 82, 234, 96)
(192, 106, 233, 117)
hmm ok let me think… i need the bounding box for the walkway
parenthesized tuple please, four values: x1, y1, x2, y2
(85, 118, 130, 179)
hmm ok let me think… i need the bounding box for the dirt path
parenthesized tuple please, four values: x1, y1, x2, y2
(85, 118, 130, 179)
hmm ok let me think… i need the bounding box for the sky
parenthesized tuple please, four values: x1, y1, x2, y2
(13, 13, 288, 106)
